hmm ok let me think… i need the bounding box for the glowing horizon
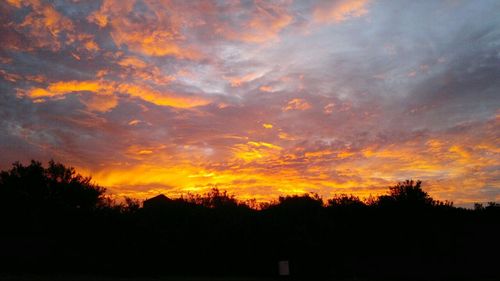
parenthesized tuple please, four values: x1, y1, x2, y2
(1, 0, 499, 205)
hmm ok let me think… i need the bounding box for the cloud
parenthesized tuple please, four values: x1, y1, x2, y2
(88, 0, 200, 59)
(79, 94, 118, 113)
(226, 72, 266, 87)
(217, 0, 293, 43)
(117, 56, 148, 69)
(1, 0, 499, 205)
(18, 0, 75, 50)
(25, 80, 211, 109)
(313, 0, 370, 24)
(283, 98, 311, 111)
(5, 0, 22, 8)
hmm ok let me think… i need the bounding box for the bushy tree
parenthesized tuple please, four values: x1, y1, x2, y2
(267, 193, 324, 210)
(377, 180, 435, 208)
(327, 194, 366, 208)
(184, 188, 241, 209)
(0, 160, 105, 211)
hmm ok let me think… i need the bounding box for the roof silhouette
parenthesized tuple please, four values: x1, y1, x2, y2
(143, 194, 171, 208)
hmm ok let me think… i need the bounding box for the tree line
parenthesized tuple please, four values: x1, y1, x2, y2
(0, 160, 498, 280)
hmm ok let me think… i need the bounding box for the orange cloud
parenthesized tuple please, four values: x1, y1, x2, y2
(278, 131, 297, 141)
(118, 57, 148, 68)
(47, 80, 109, 95)
(337, 151, 355, 159)
(128, 120, 141, 126)
(6, 1, 101, 54)
(232, 141, 282, 162)
(26, 80, 210, 109)
(324, 103, 335, 114)
(117, 84, 209, 108)
(305, 149, 335, 158)
(226, 72, 264, 87)
(313, 0, 369, 24)
(259, 86, 274, 92)
(79, 94, 118, 113)
(6, 0, 22, 8)
(87, 0, 134, 28)
(25, 74, 46, 83)
(111, 29, 201, 59)
(83, 40, 99, 52)
(215, 0, 293, 43)
(0, 70, 23, 83)
(17, 0, 75, 51)
(283, 98, 311, 111)
(88, 0, 200, 59)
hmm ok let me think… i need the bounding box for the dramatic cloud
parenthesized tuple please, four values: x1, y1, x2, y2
(1, 0, 499, 206)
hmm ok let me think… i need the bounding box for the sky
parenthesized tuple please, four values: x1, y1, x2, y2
(0, 0, 499, 205)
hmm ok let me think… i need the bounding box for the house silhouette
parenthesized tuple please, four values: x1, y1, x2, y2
(143, 194, 171, 209)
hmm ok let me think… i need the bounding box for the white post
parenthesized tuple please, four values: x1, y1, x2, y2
(278, 260, 290, 276)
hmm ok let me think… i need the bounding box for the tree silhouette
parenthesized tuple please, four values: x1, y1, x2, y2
(184, 188, 242, 209)
(273, 193, 324, 209)
(327, 194, 366, 208)
(0, 160, 105, 211)
(0, 160, 499, 280)
(377, 179, 435, 208)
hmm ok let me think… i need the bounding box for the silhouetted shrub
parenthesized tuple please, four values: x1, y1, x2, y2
(327, 194, 366, 208)
(183, 188, 244, 209)
(268, 193, 324, 209)
(377, 179, 435, 208)
(0, 160, 105, 211)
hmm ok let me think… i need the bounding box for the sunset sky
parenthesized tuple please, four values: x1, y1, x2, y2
(1, 0, 499, 205)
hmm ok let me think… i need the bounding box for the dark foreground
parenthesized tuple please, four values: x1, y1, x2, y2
(0, 276, 277, 281)
(0, 276, 499, 281)
(0, 161, 499, 281)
